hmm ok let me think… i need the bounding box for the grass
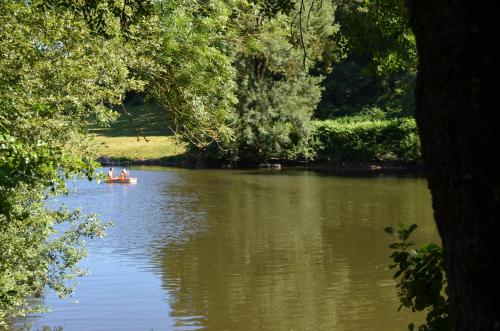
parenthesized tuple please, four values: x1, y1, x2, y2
(90, 101, 172, 137)
(93, 135, 186, 160)
(90, 99, 187, 161)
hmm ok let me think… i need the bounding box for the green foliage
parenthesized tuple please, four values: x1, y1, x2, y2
(242, 0, 418, 120)
(234, 75, 322, 161)
(35, 0, 153, 38)
(337, 0, 416, 74)
(224, 0, 338, 162)
(312, 114, 421, 162)
(316, 56, 380, 118)
(316, 57, 416, 118)
(0, 0, 147, 322)
(385, 224, 453, 331)
(0, 195, 110, 322)
(147, 0, 238, 148)
(316, 0, 417, 119)
(252, 0, 296, 17)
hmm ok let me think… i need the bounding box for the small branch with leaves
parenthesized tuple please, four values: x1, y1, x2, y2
(385, 223, 453, 331)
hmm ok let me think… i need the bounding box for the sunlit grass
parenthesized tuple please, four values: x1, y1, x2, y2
(93, 135, 186, 160)
(91, 100, 187, 161)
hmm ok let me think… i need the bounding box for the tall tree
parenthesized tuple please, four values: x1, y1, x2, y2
(227, 0, 338, 162)
(406, 1, 500, 330)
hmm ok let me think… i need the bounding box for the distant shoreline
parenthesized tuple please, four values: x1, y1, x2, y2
(97, 155, 425, 175)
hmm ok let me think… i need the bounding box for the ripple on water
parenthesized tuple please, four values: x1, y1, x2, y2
(16, 168, 436, 331)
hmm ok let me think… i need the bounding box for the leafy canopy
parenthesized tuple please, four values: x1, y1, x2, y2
(0, 0, 150, 322)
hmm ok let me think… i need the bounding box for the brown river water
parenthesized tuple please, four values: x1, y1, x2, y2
(13, 167, 438, 331)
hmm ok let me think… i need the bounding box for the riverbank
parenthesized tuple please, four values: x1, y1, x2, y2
(97, 154, 425, 175)
(93, 135, 186, 163)
(91, 101, 188, 163)
(93, 102, 423, 174)
(94, 132, 425, 174)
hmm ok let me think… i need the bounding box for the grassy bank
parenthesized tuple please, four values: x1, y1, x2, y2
(90, 101, 187, 162)
(92, 101, 421, 170)
(93, 135, 185, 161)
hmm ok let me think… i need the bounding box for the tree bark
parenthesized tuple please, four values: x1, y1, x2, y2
(406, 1, 500, 330)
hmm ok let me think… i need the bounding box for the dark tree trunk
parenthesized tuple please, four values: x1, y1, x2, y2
(406, 1, 500, 330)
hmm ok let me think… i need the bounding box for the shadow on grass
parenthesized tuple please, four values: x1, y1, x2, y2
(98, 150, 194, 166)
(90, 101, 174, 138)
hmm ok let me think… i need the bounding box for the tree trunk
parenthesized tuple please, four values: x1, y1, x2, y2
(406, 1, 500, 330)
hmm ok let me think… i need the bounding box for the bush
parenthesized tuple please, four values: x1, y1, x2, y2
(311, 116, 421, 162)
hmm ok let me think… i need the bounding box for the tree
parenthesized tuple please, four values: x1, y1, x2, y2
(0, 0, 151, 321)
(405, 1, 500, 330)
(316, 0, 417, 118)
(227, 0, 338, 162)
(0, 0, 241, 322)
(147, 0, 238, 148)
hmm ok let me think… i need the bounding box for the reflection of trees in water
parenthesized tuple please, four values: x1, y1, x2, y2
(156, 171, 436, 330)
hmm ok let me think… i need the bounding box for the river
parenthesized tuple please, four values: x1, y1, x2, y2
(14, 167, 438, 331)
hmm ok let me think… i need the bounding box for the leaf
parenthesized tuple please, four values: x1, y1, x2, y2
(408, 223, 418, 234)
(384, 226, 394, 234)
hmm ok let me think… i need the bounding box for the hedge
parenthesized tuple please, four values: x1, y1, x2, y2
(311, 117, 421, 162)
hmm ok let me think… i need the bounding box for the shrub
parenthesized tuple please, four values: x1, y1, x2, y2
(311, 116, 421, 162)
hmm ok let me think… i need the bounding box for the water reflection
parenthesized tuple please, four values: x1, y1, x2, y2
(16, 168, 437, 331)
(157, 170, 437, 331)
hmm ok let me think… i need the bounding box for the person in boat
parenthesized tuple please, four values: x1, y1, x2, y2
(119, 168, 129, 179)
(107, 167, 116, 180)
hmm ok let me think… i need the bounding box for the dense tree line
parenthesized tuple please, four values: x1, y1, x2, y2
(191, 0, 419, 164)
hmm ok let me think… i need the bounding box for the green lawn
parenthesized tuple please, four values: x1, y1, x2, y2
(93, 135, 186, 160)
(91, 101, 187, 161)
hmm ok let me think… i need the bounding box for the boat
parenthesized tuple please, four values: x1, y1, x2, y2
(104, 177, 138, 184)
